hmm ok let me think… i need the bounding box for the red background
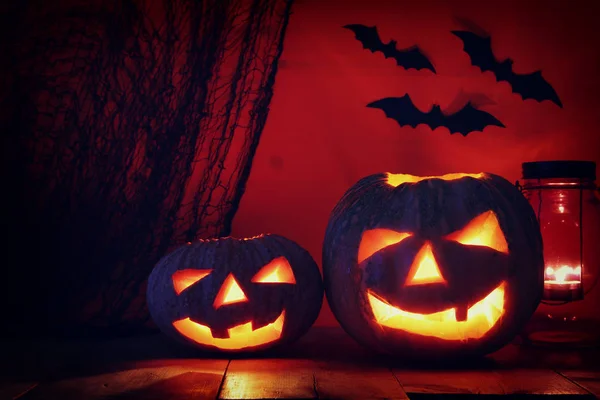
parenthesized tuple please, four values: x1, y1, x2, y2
(231, 0, 600, 326)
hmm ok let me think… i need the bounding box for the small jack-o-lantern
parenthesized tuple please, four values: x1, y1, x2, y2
(323, 172, 544, 358)
(147, 234, 323, 352)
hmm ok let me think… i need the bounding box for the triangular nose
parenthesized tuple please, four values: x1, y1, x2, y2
(405, 242, 446, 286)
(213, 273, 248, 309)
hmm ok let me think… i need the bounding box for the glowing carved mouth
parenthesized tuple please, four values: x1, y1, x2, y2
(172, 311, 285, 350)
(367, 282, 506, 340)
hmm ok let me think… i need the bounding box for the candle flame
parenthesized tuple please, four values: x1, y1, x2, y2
(544, 265, 582, 284)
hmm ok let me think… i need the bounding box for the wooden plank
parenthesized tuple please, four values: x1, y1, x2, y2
(0, 382, 37, 400)
(220, 357, 407, 399)
(489, 342, 600, 370)
(20, 359, 228, 400)
(313, 360, 407, 400)
(273, 327, 392, 367)
(219, 359, 316, 399)
(559, 371, 600, 398)
(393, 368, 593, 396)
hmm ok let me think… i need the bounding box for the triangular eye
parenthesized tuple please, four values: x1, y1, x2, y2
(213, 274, 248, 309)
(444, 211, 508, 254)
(251, 257, 296, 284)
(405, 242, 446, 286)
(172, 269, 212, 295)
(358, 229, 412, 263)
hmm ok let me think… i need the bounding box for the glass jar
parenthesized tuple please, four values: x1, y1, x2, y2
(518, 160, 600, 348)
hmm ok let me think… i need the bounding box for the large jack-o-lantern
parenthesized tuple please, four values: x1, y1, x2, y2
(147, 234, 323, 353)
(323, 172, 544, 358)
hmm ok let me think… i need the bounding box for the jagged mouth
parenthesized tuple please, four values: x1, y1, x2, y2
(172, 311, 285, 350)
(367, 282, 506, 340)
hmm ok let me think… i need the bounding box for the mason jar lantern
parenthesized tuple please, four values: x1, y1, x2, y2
(518, 160, 600, 347)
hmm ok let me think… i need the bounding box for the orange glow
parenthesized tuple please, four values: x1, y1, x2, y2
(405, 242, 446, 286)
(213, 274, 248, 309)
(358, 229, 412, 263)
(251, 257, 296, 284)
(368, 282, 506, 340)
(172, 311, 285, 350)
(172, 269, 212, 295)
(386, 173, 485, 188)
(545, 265, 582, 285)
(445, 211, 508, 254)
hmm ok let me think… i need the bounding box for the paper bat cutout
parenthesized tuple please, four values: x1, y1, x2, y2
(367, 95, 505, 136)
(343, 24, 436, 73)
(452, 30, 562, 108)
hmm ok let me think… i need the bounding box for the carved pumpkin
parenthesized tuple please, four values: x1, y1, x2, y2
(147, 234, 323, 352)
(323, 172, 544, 358)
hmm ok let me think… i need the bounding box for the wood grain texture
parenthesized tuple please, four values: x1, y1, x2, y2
(219, 359, 316, 399)
(20, 359, 227, 400)
(220, 329, 408, 399)
(2, 327, 600, 400)
(394, 368, 593, 396)
(559, 371, 600, 398)
(313, 360, 407, 399)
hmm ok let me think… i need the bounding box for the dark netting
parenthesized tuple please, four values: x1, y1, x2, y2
(0, 0, 293, 338)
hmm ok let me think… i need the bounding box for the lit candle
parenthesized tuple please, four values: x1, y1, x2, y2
(545, 265, 582, 285)
(543, 264, 584, 301)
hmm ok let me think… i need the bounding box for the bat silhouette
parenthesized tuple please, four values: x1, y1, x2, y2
(452, 30, 562, 108)
(367, 94, 505, 136)
(343, 24, 436, 73)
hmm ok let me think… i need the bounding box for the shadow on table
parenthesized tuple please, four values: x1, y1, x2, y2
(101, 372, 217, 400)
(0, 327, 598, 383)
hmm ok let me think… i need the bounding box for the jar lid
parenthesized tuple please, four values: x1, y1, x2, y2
(522, 160, 596, 180)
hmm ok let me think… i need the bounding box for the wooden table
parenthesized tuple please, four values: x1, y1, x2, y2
(1, 327, 599, 399)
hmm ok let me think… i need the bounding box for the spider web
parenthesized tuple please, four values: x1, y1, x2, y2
(0, 0, 293, 337)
